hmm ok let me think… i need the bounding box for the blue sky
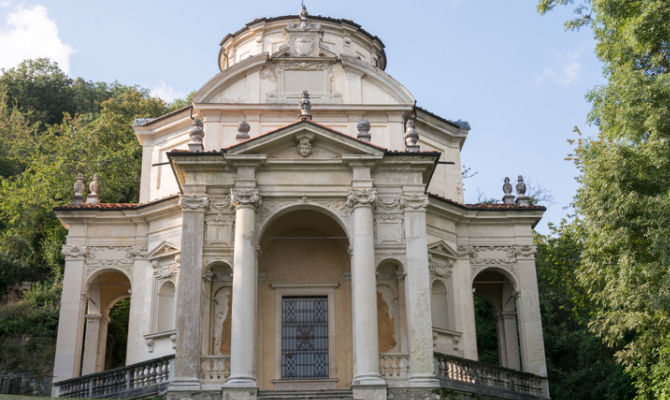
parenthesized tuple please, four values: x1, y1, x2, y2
(0, 0, 603, 233)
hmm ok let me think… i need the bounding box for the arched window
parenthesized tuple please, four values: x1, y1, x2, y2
(156, 281, 176, 332)
(431, 280, 450, 330)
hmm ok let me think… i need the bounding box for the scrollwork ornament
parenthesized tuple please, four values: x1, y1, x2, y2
(345, 188, 377, 208)
(230, 188, 262, 209)
(179, 194, 210, 210)
(400, 193, 429, 210)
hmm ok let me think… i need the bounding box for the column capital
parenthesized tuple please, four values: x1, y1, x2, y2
(400, 192, 429, 210)
(346, 187, 376, 209)
(62, 244, 86, 259)
(179, 194, 209, 210)
(231, 188, 262, 209)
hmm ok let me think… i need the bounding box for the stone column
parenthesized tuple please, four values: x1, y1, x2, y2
(346, 188, 385, 387)
(171, 194, 208, 391)
(224, 188, 261, 389)
(52, 245, 87, 391)
(401, 193, 439, 387)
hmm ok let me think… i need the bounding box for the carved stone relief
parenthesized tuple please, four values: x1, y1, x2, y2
(85, 246, 135, 267)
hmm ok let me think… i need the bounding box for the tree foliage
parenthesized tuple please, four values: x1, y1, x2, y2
(539, 1, 670, 398)
(0, 59, 178, 388)
(536, 220, 634, 399)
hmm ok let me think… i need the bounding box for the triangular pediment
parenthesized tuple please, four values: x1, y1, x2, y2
(147, 241, 180, 260)
(224, 120, 386, 161)
(428, 240, 458, 260)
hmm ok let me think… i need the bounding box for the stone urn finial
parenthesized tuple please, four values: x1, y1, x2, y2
(515, 175, 530, 206)
(72, 173, 85, 205)
(299, 90, 312, 120)
(86, 174, 99, 205)
(299, 3, 308, 27)
(236, 120, 251, 141)
(188, 118, 205, 152)
(502, 177, 515, 204)
(357, 119, 371, 141)
(404, 118, 419, 152)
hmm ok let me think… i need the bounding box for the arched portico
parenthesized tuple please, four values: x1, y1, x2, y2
(81, 269, 132, 375)
(472, 268, 520, 370)
(256, 208, 353, 390)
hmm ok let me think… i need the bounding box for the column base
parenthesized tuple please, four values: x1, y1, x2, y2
(352, 383, 387, 400)
(408, 374, 440, 388)
(224, 376, 258, 388)
(168, 377, 201, 391)
(222, 386, 257, 400)
(352, 374, 386, 386)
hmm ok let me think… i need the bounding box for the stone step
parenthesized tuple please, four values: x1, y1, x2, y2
(258, 389, 353, 400)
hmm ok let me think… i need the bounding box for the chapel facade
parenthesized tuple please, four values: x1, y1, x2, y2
(51, 7, 550, 400)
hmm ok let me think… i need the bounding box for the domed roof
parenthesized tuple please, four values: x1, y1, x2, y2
(217, 5, 387, 72)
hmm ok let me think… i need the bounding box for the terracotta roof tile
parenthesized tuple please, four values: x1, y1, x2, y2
(54, 194, 179, 211)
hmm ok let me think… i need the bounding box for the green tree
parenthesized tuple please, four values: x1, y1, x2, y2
(0, 59, 75, 126)
(536, 220, 634, 399)
(538, 1, 670, 398)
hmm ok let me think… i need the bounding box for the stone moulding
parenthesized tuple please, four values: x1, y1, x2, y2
(257, 197, 351, 235)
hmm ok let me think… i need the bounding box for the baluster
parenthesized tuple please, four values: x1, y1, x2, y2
(224, 357, 231, 379)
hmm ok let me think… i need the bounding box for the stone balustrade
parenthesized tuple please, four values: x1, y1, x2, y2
(379, 353, 409, 380)
(200, 355, 231, 384)
(433, 352, 549, 399)
(53, 355, 174, 398)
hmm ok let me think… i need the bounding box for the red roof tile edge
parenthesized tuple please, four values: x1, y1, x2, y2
(54, 194, 180, 211)
(428, 193, 546, 211)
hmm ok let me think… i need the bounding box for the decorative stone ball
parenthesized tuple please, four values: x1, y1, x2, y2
(237, 120, 251, 134)
(357, 119, 370, 133)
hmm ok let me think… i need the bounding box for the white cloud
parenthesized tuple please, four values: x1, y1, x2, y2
(0, 4, 73, 73)
(534, 48, 583, 87)
(149, 81, 184, 103)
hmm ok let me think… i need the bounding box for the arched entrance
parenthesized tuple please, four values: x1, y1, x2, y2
(256, 208, 352, 390)
(81, 269, 131, 375)
(472, 269, 521, 370)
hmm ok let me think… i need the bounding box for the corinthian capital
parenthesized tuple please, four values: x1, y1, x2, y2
(401, 193, 429, 210)
(345, 187, 377, 208)
(179, 194, 210, 210)
(231, 188, 262, 209)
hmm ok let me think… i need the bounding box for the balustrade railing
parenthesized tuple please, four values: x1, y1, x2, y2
(379, 353, 409, 380)
(200, 355, 230, 384)
(433, 352, 548, 399)
(53, 355, 174, 398)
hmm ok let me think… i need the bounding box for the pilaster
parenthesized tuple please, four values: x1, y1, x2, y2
(170, 194, 208, 391)
(401, 193, 439, 388)
(515, 248, 548, 377)
(52, 245, 87, 387)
